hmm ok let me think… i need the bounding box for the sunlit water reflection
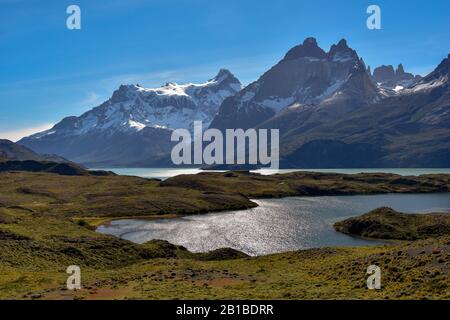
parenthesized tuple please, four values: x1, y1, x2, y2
(97, 193, 450, 256)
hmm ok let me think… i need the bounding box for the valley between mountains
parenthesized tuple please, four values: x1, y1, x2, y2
(1, 37, 449, 300)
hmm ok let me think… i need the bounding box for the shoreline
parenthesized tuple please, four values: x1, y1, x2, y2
(1, 170, 449, 299)
(96, 194, 449, 257)
(91, 191, 450, 228)
(91, 167, 450, 181)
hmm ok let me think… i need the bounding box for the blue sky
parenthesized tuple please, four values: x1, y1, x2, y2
(1, 0, 449, 140)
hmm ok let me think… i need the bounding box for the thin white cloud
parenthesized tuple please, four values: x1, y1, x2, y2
(80, 91, 103, 108)
(0, 123, 54, 142)
(99, 55, 275, 89)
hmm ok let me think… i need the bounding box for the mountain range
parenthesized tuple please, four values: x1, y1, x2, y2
(20, 69, 241, 167)
(18, 38, 449, 168)
(276, 56, 450, 168)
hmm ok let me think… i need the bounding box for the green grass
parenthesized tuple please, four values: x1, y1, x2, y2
(0, 172, 255, 219)
(1, 216, 449, 300)
(0, 171, 449, 300)
(162, 171, 450, 198)
(334, 207, 450, 240)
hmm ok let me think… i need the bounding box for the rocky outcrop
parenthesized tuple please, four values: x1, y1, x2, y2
(370, 63, 421, 90)
(210, 38, 373, 131)
(334, 207, 450, 240)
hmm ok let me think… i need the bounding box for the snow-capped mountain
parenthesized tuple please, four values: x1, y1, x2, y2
(18, 38, 449, 168)
(408, 54, 450, 94)
(33, 69, 241, 138)
(210, 38, 378, 130)
(19, 69, 241, 166)
(209, 38, 449, 168)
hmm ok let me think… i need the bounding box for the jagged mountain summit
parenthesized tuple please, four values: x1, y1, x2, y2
(209, 38, 449, 168)
(413, 54, 450, 91)
(19, 38, 449, 168)
(370, 64, 422, 92)
(19, 69, 241, 166)
(210, 38, 378, 130)
(272, 53, 450, 168)
(37, 69, 240, 137)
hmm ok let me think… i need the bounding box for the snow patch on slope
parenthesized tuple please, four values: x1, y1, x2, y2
(27, 70, 242, 140)
(408, 76, 448, 93)
(260, 97, 295, 112)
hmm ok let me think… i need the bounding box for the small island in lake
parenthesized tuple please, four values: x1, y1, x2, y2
(0, 170, 449, 299)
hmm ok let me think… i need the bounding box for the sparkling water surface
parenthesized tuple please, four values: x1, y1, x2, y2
(98, 193, 450, 256)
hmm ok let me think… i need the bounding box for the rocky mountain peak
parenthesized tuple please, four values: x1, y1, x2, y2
(209, 69, 241, 88)
(336, 38, 348, 47)
(164, 82, 177, 86)
(372, 63, 421, 91)
(329, 39, 349, 52)
(430, 54, 449, 75)
(110, 84, 141, 103)
(213, 69, 234, 80)
(438, 53, 450, 73)
(24, 69, 241, 141)
(19, 69, 243, 166)
(328, 39, 359, 64)
(283, 37, 327, 61)
(396, 64, 405, 75)
(372, 65, 395, 83)
(328, 39, 351, 55)
(333, 58, 379, 101)
(421, 54, 450, 83)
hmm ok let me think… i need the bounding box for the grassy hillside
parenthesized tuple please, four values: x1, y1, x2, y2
(1, 171, 448, 222)
(1, 204, 448, 300)
(0, 171, 449, 299)
(0, 172, 256, 220)
(334, 207, 450, 240)
(162, 171, 450, 198)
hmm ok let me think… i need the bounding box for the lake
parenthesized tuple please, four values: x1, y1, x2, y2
(97, 193, 450, 256)
(97, 167, 450, 180)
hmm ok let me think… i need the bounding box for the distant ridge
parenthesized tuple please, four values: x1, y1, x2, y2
(0, 139, 68, 163)
(0, 160, 115, 176)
